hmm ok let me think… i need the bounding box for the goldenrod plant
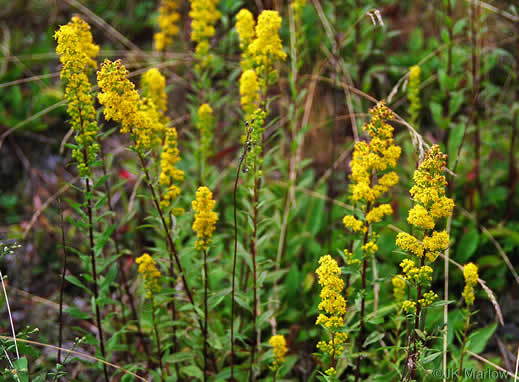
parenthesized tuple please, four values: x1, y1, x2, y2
(54, 17, 109, 381)
(192, 186, 218, 381)
(342, 101, 401, 381)
(396, 145, 454, 380)
(315, 255, 348, 379)
(136, 253, 165, 380)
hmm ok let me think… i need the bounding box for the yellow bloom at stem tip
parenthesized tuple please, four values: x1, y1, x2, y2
(141, 68, 168, 114)
(97, 59, 164, 149)
(189, 0, 221, 64)
(239, 69, 260, 117)
(154, 0, 181, 51)
(197, 103, 214, 156)
(192, 186, 218, 250)
(136, 253, 161, 298)
(54, 16, 100, 177)
(248, 10, 287, 66)
(236, 9, 255, 51)
(159, 128, 184, 212)
(392, 275, 406, 302)
(462, 262, 478, 306)
(316, 254, 348, 363)
(269, 335, 287, 369)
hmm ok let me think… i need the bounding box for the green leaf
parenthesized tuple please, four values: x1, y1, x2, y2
(467, 323, 496, 353)
(65, 275, 93, 296)
(363, 331, 384, 347)
(422, 351, 442, 364)
(182, 365, 203, 379)
(13, 357, 29, 382)
(65, 306, 91, 320)
(448, 123, 465, 168)
(456, 227, 479, 262)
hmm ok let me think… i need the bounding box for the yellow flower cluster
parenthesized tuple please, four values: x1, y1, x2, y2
(395, 145, 453, 316)
(192, 186, 218, 250)
(402, 300, 416, 313)
(400, 259, 433, 284)
(154, 0, 181, 51)
(462, 262, 478, 306)
(316, 255, 346, 329)
(197, 103, 214, 156)
(97, 59, 165, 148)
(189, 0, 221, 64)
(342, 215, 366, 233)
(392, 275, 406, 302)
(343, 249, 361, 266)
(418, 290, 438, 307)
(408, 65, 421, 126)
(349, 102, 401, 204)
(159, 128, 184, 213)
(316, 255, 348, 368)
(316, 331, 348, 366)
(136, 253, 161, 298)
(423, 230, 450, 251)
(407, 204, 435, 229)
(366, 203, 393, 224)
(236, 9, 255, 53)
(239, 69, 260, 118)
(248, 11, 287, 71)
(362, 241, 378, 254)
(268, 335, 287, 369)
(396, 232, 424, 257)
(236, 9, 286, 98)
(54, 16, 100, 177)
(409, 145, 454, 217)
(141, 68, 168, 115)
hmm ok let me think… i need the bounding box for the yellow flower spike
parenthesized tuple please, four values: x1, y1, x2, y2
(239, 69, 260, 117)
(316, 255, 346, 326)
(392, 275, 406, 302)
(408, 65, 421, 126)
(315, 255, 348, 367)
(189, 0, 221, 65)
(348, 102, 401, 204)
(236, 9, 256, 51)
(141, 68, 168, 114)
(55, 16, 100, 177)
(136, 253, 162, 298)
(462, 263, 478, 306)
(248, 10, 287, 64)
(269, 334, 287, 369)
(192, 186, 219, 250)
(197, 103, 215, 156)
(97, 59, 163, 149)
(154, 0, 181, 51)
(159, 128, 184, 212)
